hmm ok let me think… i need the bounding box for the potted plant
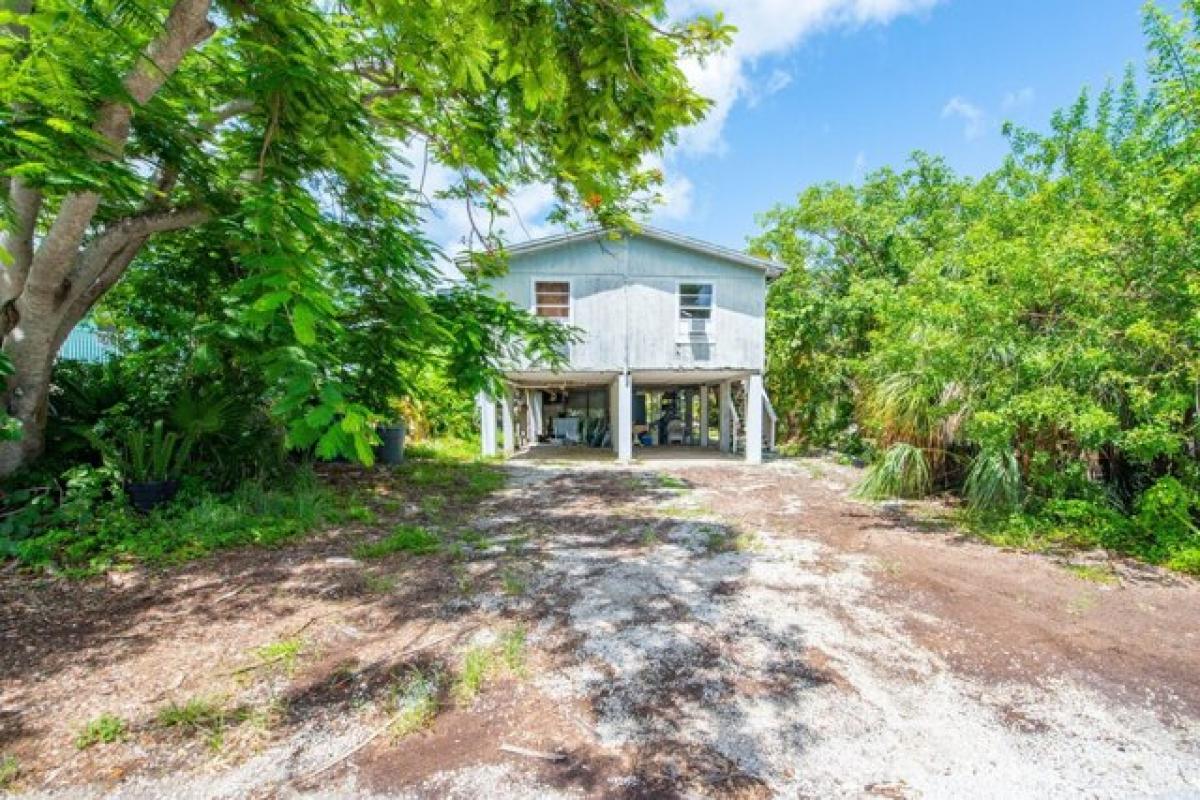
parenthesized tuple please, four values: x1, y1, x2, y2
(374, 420, 406, 465)
(92, 420, 194, 512)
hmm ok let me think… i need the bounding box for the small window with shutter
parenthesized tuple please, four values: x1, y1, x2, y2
(534, 281, 571, 319)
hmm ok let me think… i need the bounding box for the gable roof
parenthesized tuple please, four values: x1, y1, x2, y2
(457, 225, 786, 278)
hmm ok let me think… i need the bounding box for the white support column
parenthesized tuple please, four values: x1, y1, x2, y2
(501, 390, 516, 457)
(745, 374, 763, 465)
(718, 381, 732, 453)
(527, 389, 543, 447)
(683, 389, 693, 443)
(524, 389, 535, 449)
(699, 385, 710, 448)
(617, 372, 633, 463)
(478, 392, 497, 458)
(609, 378, 620, 455)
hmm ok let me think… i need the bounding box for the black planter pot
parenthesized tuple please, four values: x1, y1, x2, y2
(374, 423, 407, 465)
(125, 479, 180, 513)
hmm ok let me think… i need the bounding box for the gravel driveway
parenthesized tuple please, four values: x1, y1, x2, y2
(7, 455, 1199, 799)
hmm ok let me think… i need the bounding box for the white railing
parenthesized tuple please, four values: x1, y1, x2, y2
(762, 388, 778, 452)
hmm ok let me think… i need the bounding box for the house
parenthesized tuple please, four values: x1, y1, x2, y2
(472, 226, 783, 464)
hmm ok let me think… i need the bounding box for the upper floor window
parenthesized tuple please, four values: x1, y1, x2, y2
(534, 281, 570, 319)
(678, 282, 713, 339)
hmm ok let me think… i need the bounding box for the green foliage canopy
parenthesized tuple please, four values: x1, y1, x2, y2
(755, 1, 1200, 568)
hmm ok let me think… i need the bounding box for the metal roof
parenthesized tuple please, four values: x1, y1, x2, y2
(455, 225, 786, 278)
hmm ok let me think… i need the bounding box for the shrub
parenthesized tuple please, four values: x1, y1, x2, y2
(855, 443, 932, 500)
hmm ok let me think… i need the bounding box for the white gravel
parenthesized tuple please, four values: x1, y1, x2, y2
(515, 464, 1200, 799)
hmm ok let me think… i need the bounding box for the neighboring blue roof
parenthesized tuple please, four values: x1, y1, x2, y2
(59, 322, 116, 363)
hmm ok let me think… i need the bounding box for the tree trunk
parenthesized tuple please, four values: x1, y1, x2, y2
(0, 0, 216, 477)
(0, 324, 58, 474)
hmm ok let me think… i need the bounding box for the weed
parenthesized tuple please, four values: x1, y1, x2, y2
(503, 534, 529, 555)
(656, 474, 689, 491)
(1066, 592, 1098, 616)
(157, 696, 227, 732)
(354, 525, 441, 559)
(75, 713, 127, 749)
(453, 646, 493, 705)
(390, 668, 442, 738)
(419, 494, 447, 516)
(253, 637, 306, 675)
(331, 503, 378, 524)
(500, 568, 526, 596)
(458, 529, 489, 548)
(452, 625, 531, 705)
(1064, 564, 1118, 585)
(364, 573, 398, 593)
(244, 698, 288, 733)
(658, 503, 711, 520)
(450, 562, 473, 595)
(640, 527, 660, 546)
(500, 625, 528, 676)
(704, 527, 762, 553)
(0, 755, 18, 790)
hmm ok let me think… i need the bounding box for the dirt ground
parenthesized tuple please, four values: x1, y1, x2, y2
(2, 455, 1199, 798)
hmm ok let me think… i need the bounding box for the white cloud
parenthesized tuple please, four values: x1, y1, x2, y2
(941, 96, 985, 141)
(747, 68, 794, 107)
(669, 0, 941, 155)
(1001, 86, 1035, 112)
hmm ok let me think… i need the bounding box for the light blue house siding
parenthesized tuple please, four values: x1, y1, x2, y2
(474, 227, 781, 464)
(485, 233, 767, 373)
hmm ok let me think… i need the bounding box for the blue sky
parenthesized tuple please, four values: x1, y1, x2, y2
(664, 0, 1158, 251)
(423, 1, 1166, 263)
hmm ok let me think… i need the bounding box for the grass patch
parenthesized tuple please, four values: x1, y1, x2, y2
(390, 668, 442, 738)
(253, 637, 306, 675)
(1064, 563, 1119, 585)
(656, 473, 689, 491)
(404, 437, 482, 463)
(75, 713, 127, 749)
(354, 525, 441, 559)
(0, 755, 17, 790)
(10, 467, 347, 576)
(639, 526, 660, 547)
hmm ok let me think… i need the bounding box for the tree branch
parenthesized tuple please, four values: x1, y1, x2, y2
(24, 0, 216, 299)
(69, 204, 211, 295)
(0, 179, 42, 307)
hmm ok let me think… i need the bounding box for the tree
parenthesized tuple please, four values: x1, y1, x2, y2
(0, 0, 730, 474)
(753, 1, 1200, 567)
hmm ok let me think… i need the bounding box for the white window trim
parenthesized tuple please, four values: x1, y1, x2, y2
(530, 277, 574, 323)
(675, 279, 716, 344)
(531, 277, 573, 361)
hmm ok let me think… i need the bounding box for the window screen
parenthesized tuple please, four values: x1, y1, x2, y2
(534, 281, 570, 319)
(678, 283, 713, 337)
